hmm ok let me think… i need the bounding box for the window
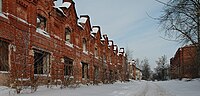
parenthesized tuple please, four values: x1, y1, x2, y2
(82, 62, 88, 79)
(64, 57, 73, 76)
(65, 28, 71, 43)
(0, 0, 2, 12)
(34, 49, 50, 74)
(0, 40, 9, 71)
(94, 66, 99, 80)
(103, 55, 106, 64)
(94, 47, 98, 57)
(82, 38, 87, 52)
(37, 15, 47, 31)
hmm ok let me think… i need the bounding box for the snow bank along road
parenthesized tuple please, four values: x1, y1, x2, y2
(1, 79, 200, 96)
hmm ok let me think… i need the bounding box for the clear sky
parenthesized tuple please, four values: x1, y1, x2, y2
(55, 0, 181, 69)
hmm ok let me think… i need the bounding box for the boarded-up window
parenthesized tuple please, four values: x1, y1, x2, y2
(65, 28, 71, 43)
(0, 40, 9, 71)
(64, 57, 73, 76)
(34, 49, 50, 74)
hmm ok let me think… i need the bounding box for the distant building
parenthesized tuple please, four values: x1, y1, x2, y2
(128, 60, 142, 80)
(170, 45, 198, 79)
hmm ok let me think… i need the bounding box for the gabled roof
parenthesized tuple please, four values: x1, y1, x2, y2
(77, 15, 92, 31)
(78, 17, 88, 24)
(119, 48, 124, 53)
(59, 2, 71, 8)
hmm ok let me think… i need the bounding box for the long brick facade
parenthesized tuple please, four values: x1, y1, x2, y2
(0, 0, 127, 87)
(170, 45, 198, 79)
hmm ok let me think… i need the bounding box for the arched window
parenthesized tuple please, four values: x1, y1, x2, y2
(65, 28, 71, 43)
(83, 38, 87, 52)
(94, 47, 98, 57)
(37, 14, 47, 31)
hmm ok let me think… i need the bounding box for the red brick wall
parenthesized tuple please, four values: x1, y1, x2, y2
(0, 0, 126, 86)
(170, 45, 198, 79)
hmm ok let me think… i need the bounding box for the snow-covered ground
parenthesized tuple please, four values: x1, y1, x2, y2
(0, 79, 200, 96)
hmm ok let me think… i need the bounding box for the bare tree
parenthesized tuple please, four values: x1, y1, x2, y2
(125, 47, 133, 61)
(155, 55, 170, 80)
(157, 0, 200, 77)
(141, 58, 151, 80)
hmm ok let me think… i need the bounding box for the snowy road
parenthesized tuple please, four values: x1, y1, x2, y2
(131, 82, 172, 96)
(1, 79, 200, 96)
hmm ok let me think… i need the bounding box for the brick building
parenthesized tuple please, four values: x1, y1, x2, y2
(0, 0, 127, 87)
(170, 45, 198, 79)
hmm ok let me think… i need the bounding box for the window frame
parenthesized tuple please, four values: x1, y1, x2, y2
(65, 28, 71, 43)
(37, 14, 47, 31)
(64, 57, 73, 76)
(82, 63, 88, 79)
(82, 38, 87, 52)
(33, 49, 50, 75)
(94, 66, 99, 80)
(94, 47, 98, 57)
(0, 40, 9, 71)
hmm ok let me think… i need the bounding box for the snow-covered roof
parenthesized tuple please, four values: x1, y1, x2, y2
(53, 2, 71, 17)
(114, 46, 117, 50)
(54, 1, 71, 9)
(78, 17, 88, 24)
(91, 33, 95, 38)
(53, 6, 66, 16)
(101, 38, 105, 41)
(92, 27, 99, 33)
(119, 48, 124, 53)
(59, 2, 71, 9)
(109, 41, 113, 46)
(77, 23, 84, 29)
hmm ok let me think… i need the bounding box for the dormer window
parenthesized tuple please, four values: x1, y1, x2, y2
(37, 15, 47, 31)
(65, 28, 71, 43)
(83, 38, 87, 52)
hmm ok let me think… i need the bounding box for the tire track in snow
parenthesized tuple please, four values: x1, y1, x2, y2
(134, 82, 149, 96)
(134, 81, 175, 96)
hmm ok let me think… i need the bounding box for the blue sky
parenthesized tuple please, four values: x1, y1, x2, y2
(56, 0, 181, 69)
